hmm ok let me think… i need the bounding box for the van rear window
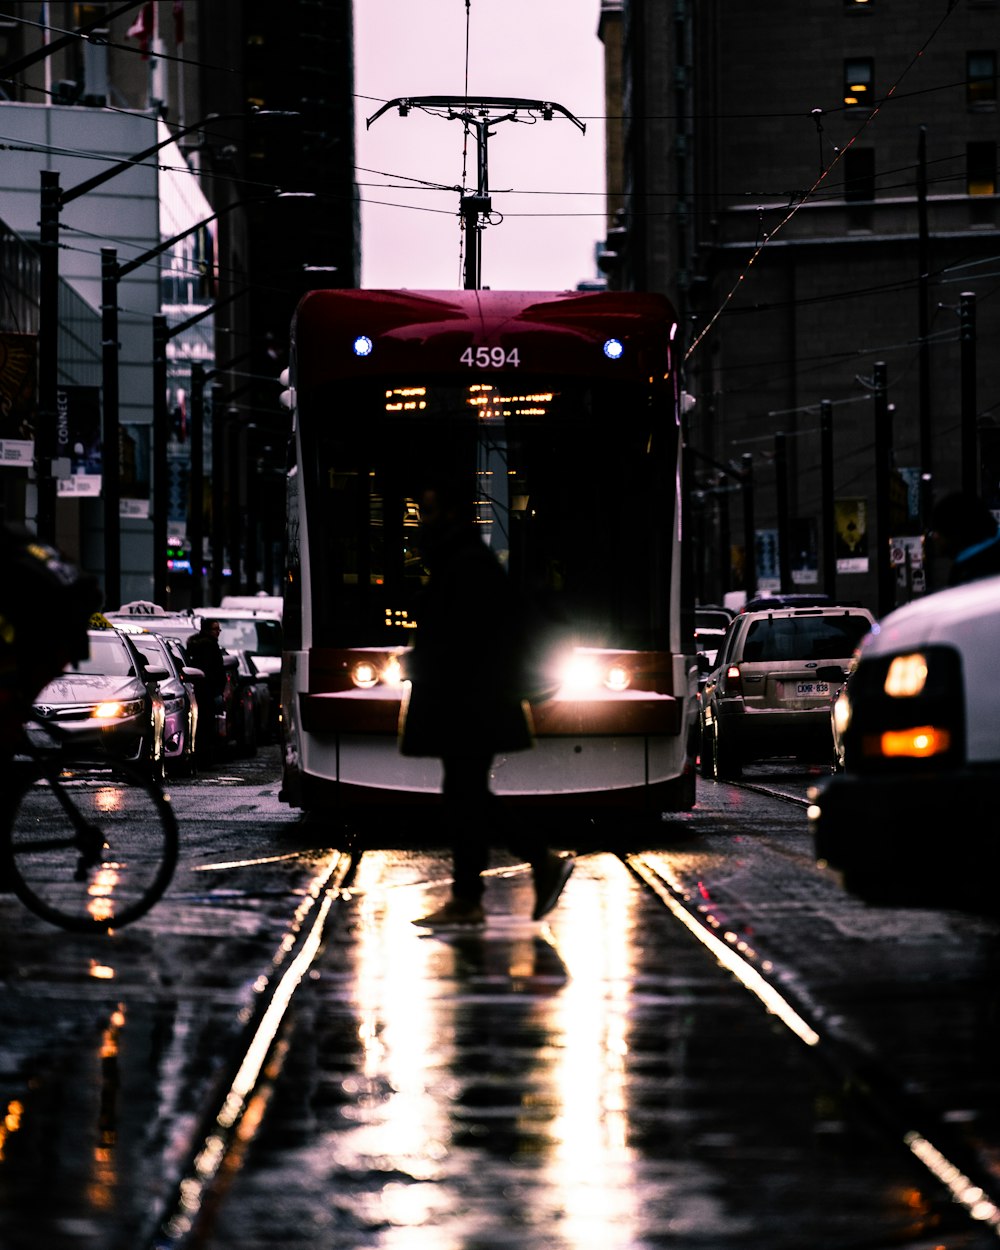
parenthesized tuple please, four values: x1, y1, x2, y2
(742, 616, 869, 663)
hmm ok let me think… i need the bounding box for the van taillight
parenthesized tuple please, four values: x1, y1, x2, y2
(724, 664, 743, 696)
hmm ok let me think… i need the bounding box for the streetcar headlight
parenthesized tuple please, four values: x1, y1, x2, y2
(559, 655, 602, 692)
(381, 656, 404, 687)
(351, 661, 379, 689)
(605, 665, 631, 692)
(350, 656, 405, 689)
(556, 655, 631, 693)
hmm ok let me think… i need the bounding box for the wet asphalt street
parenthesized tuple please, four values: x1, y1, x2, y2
(1, 749, 999, 1248)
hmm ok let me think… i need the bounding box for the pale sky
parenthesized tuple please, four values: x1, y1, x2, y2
(353, 1, 607, 291)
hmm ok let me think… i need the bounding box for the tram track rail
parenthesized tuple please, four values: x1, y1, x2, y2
(137, 802, 999, 1248)
(142, 847, 361, 1249)
(626, 849, 1000, 1241)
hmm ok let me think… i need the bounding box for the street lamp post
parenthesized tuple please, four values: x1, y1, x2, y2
(99, 186, 305, 604)
(34, 109, 295, 544)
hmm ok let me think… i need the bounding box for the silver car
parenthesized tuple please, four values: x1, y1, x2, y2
(700, 605, 875, 778)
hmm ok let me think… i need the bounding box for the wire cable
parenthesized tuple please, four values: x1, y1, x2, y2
(683, 3, 961, 366)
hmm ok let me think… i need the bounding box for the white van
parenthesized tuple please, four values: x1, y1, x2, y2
(810, 574, 1000, 913)
(219, 594, 283, 620)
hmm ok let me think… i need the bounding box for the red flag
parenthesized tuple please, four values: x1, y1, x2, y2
(126, 2, 154, 60)
(173, 1, 185, 45)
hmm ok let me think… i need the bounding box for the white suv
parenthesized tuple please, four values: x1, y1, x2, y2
(810, 574, 1000, 912)
(699, 605, 875, 778)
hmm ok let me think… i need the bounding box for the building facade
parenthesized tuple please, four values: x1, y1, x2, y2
(0, 1, 357, 604)
(601, 0, 999, 611)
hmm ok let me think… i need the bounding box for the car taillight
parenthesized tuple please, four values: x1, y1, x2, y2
(847, 644, 964, 772)
(866, 725, 952, 759)
(724, 664, 743, 696)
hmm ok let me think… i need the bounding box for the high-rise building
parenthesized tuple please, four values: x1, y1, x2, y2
(601, 0, 999, 609)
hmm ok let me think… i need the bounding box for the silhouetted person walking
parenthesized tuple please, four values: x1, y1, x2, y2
(187, 618, 226, 761)
(400, 481, 573, 927)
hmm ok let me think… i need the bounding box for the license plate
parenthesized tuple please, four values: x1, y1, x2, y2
(795, 681, 830, 696)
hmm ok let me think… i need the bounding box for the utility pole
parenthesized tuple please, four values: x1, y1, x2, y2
(33, 111, 294, 543)
(775, 432, 791, 593)
(960, 291, 978, 497)
(873, 362, 895, 618)
(917, 126, 932, 529)
(820, 400, 836, 600)
(367, 96, 585, 290)
(742, 453, 755, 594)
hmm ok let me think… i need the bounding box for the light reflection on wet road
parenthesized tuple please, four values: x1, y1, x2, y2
(1, 753, 998, 1249)
(199, 845, 994, 1249)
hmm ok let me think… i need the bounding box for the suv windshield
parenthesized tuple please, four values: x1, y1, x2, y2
(742, 615, 870, 663)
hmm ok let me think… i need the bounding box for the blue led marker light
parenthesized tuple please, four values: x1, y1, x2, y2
(603, 337, 624, 360)
(353, 335, 373, 357)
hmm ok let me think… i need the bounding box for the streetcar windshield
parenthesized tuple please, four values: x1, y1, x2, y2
(300, 377, 677, 650)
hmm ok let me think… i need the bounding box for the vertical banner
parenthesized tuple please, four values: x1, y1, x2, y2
(755, 528, 780, 591)
(121, 424, 151, 518)
(56, 385, 102, 496)
(0, 331, 37, 467)
(835, 498, 869, 572)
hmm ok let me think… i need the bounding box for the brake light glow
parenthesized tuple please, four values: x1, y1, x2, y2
(724, 664, 743, 696)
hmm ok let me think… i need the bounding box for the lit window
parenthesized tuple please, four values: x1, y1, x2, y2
(843, 57, 874, 108)
(843, 147, 875, 201)
(967, 51, 997, 109)
(967, 141, 997, 195)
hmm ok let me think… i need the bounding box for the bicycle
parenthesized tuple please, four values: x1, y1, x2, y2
(0, 718, 179, 933)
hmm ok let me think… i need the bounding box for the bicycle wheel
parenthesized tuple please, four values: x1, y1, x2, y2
(3, 754, 178, 932)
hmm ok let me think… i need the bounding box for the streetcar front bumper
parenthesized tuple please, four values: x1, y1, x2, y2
(809, 768, 1000, 913)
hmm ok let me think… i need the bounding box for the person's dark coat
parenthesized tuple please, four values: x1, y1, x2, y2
(949, 531, 1000, 586)
(399, 520, 533, 759)
(186, 628, 226, 699)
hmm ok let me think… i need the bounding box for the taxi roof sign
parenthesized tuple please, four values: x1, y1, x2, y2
(118, 601, 169, 616)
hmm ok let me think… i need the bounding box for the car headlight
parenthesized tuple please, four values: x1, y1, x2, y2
(832, 689, 851, 737)
(91, 699, 145, 720)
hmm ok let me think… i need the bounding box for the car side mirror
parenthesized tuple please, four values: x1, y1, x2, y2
(143, 665, 169, 680)
(182, 666, 205, 680)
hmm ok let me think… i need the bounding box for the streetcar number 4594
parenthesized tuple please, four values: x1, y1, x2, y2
(460, 346, 520, 368)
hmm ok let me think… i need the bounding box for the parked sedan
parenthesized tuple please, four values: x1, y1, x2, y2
(128, 631, 200, 775)
(228, 648, 272, 757)
(199, 609, 282, 741)
(700, 604, 875, 778)
(810, 575, 1000, 913)
(30, 626, 166, 776)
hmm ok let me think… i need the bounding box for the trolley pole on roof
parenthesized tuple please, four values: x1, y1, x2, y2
(366, 96, 585, 290)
